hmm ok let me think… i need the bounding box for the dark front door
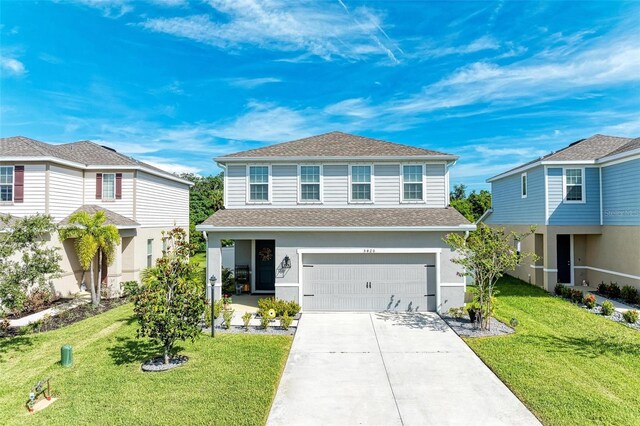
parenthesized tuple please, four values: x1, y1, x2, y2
(557, 234, 571, 284)
(255, 240, 276, 292)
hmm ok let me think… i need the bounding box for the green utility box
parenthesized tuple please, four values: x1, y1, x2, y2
(61, 344, 73, 367)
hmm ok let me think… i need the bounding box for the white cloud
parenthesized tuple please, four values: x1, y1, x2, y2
(420, 35, 501, 58)
(1, 58, 26, 76)
(138, 157, 201, 175)
(228, 77, 282, 89)
(75, 0, 133, 18)
(138, 0, 401, 63)
(324, 98, 378, 119)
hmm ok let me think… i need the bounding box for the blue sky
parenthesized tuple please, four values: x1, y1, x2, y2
(1, 1, 639, 190)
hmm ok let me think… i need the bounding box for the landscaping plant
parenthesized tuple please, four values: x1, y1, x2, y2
(59, 210, 120, 306)
(554, 283, 564, 296)
(260, 313, 271, 330)
(280, 312, 293, 330)
(607, 282, 621, 299)
(601, 300, 615, 316)
(0, 214, 62, 314)
(623, 309, 639, 324)
(583, 293, 596, 309)
(242, 312, 252, 330)
(509, 317, 519, 328)
(444, 223, 538, 330)
(132, 227, 205, 364)
(621, 286, 639, 304)
(570, 289, 583, 304)
(257, 298, 301, 318)
(597, 282, 608, 295)
(222, 309, 234, 329)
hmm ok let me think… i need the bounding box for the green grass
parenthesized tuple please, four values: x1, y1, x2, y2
(191, 251, 207, 270)
(465, 276, 640, 425)
(0, 304, 292, 425)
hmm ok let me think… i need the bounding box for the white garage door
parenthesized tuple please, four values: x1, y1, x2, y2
(302, 253, 437, 312)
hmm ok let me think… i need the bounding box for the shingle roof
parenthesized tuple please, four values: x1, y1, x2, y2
(199, 207, 472, 228)
(218, 131, 454, 160)
(0, 136, 190, 184)
(489, 134, 638, 181)
(59, 205, 140, 228)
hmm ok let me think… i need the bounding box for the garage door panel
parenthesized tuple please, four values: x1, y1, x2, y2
(302, 253, 436, 312)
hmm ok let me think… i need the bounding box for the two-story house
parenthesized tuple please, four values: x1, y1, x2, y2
(1, 136, 191, 297)
(197, 132, 475, 312)
(482, 134, 640, 291)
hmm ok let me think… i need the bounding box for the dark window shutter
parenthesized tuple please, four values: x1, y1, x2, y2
(116, 173, 122, 199)
(96, 173, 102, 199)
(14, 165, 24, 203)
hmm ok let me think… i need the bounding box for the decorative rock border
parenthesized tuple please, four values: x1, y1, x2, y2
(441, 314, 514, 338)
(141, 355, 188, 372)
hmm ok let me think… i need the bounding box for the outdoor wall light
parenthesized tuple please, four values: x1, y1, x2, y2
(283, 255, 291, 269)
(209, 274, 217, 337)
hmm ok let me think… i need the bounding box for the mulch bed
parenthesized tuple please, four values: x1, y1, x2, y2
(441, 314, 515, 338)
(141, 355, 188, 372)
(1, 298, 129, 338)
(7, 298, 68, 320)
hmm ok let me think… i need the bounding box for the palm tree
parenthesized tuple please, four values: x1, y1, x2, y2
(59, 210, 121, 306)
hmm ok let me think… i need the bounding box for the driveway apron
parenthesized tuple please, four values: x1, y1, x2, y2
(267, 312, 540, 426)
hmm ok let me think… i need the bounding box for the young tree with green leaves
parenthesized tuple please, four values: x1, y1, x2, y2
(59, 210, 121, 306)
(444, 223, 538, 330)
(133, 227, 205, 364)
(0, 214, 62, 313)
(179, 173, 224, 251)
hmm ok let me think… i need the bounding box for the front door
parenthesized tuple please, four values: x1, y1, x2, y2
(255, 240, 276, 292)
(557, 234, 571, 284)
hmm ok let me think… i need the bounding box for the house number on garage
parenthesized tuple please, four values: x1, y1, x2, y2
(363, 248, 376, 253)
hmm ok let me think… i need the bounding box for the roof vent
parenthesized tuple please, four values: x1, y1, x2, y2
(101, 145, 117, 153)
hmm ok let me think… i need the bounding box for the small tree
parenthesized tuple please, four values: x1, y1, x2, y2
(444, 223, 538, 330)
(0, 214, 62, 313)
(133, 227, 205, 364)
(59, 210, 121, 306)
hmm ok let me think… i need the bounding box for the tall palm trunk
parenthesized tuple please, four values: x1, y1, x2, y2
(96, 249, 102, 306)
(89, 258, 97, 306)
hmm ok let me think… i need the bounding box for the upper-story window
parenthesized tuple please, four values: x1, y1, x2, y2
(102, 173, 116, 201)
(350, 165, 372, 202)
(521, 172, 527, 198)
(249, 166, 269, 202)
(0, 166, 14, 202)
(402, 165, 424, 201)
(564, 168, 584, 202)
(300, 165, 321, 202)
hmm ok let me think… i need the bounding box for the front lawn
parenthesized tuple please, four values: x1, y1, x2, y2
(465, 276, 640, 425)
(0, 303, 292, 425)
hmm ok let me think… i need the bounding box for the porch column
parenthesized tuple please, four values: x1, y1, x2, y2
(543, 230, 558, 291)
(207, 233, 222, 301)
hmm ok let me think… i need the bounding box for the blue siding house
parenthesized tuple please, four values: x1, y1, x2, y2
(483, 135, 640, 292)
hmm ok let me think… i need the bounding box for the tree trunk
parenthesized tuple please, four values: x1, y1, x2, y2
(96, 249, 102, 306)
(163, 345, 170, 364)
(89, 259, 97, 306)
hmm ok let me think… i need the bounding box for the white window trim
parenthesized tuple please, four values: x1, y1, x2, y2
(102, 172, 116, 201)
(246, 164, 272, 204)
(0, 165, 15, 203)
(562, 167, 586, 204)
(521, 172, 527, 199)
(348, 164, 374, 204)
(297, 164, 323, 204)
(401, 163, 426, 203)
(146, 238, 154, 268)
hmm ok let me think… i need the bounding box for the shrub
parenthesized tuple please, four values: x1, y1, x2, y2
(121, 280, 139, 300)
(583, 293, 596, 309)
(448, 307, 465, 318)
(260, 313, 271, 329)
(280, 312, 293, 330)
(0, 315, 10, 334)
(509, 317, 519, 328)
(257, 298, 301, 318)
(22, 288, 53, 314)
(242, 312, 252, 330)
(607, 282, 621, 299)
(221, 267, 235, 294)
(601, 300, 615, 316)
(559, 285, 572, 299)
(204, 299, 224, 327)
(570, 289, 583, 304)
(597, 282, 608, 295)
(621, 286, 639, 304)
(623, 309, 639, 324)
(222, 309, 234, 329)
(554, 283, 565, 296)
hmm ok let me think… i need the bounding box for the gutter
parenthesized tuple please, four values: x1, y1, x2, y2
(215, 154, 459, 163)
(195, 224, 477, 232)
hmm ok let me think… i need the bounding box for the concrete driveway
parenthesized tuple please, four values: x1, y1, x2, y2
(267, 312, 540, 426)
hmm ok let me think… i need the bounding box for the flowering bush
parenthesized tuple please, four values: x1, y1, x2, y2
(623, 309, 639, 324)
(601, 300, 615, 316)
(583, 293, 596, 309)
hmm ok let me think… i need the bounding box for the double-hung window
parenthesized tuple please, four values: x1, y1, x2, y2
(300, 165, 321, 202)
(0, 166, 14, 202)
(565, 169, 583, 202)
(102, 173, 116, 200)
(249, 166, 269, 202)
(521, 173, 527, 198)
(351, 165, 372, 201)
(403, 165, 423, 201)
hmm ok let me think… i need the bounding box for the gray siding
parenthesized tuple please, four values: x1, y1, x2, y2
(602, 158, 640, 225)
(323, 164, 349, 204)
(485, 166, 545, 225)
(426, 164, 446, 207)
(272, 165, 297, 205)
(374, 164, 400, 205)
(547, 167, 600, 225)
(226, 165, 246, 206)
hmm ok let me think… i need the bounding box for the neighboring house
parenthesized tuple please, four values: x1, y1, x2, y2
(482, 134, 640, 291)
(0, 136, 191, 297)
(196, 132, 474, 312)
